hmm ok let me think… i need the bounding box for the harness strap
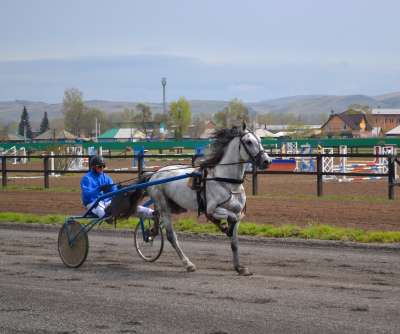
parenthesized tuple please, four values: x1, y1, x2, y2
(195, 167, 245, 216)
(206, 177, 245, 184)
(197, 168, 208, 216)
(197, 190, 204, 216)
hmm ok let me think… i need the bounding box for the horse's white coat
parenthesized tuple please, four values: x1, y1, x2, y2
(147, 129, 271, 275)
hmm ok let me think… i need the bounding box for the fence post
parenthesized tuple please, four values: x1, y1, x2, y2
(192, 147, 204, 167)
(43, 156, 49, 189)
(2, 156, 7, 187)
(252, 163, 258, 195)
(388, 156, 395, 200)
(137, 149, 144, 176)
(317, 154, 323, 197)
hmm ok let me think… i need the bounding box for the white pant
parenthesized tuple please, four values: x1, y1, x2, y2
(136, 205, 154, 218)
(86, 201, 153, 219)
(86, 199, 112, 218)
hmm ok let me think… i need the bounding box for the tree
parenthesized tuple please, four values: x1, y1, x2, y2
(345, 104, 371, 115)
(151, 112, 168, 138)
(121, 107, 136, 123)
(81, 107, 111, 138)
(0, 122, 6, 139)
(136, 103, 152, 136)
(213, 99, 249, 128)
(153, 112, 168, 124)
(169, 97, 192, 139)
(190, 115, 208, 138)
(39, 112, 50, 134)
(62, 88, 85, 136)
(228, 99, 250, 125)
(18, 106, 33, 139)
(214, 110, 229, 128)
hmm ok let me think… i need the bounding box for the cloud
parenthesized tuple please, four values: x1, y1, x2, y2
(1, 54, 400, 103)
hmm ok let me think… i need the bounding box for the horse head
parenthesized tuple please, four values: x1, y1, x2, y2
(238, 126, 272, 170)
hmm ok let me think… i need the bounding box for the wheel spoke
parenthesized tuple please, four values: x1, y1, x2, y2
(134, 218, 164, 262)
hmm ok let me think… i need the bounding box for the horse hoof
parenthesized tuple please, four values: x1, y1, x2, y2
(186, 264, 197, 272)
(236, 266, 252, 276)
(219, 223, 229, 234)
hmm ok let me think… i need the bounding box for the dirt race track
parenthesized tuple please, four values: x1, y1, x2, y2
(1, 226, 400, 334)
(1, 172, 400, 231)
(1, 163, 400, 333)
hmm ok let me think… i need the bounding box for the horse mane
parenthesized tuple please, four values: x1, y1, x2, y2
(199, 127, 244, 168)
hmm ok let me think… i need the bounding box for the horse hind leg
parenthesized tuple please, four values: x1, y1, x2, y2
(150, 188, 196, 272)
(162, 215, 196, 272)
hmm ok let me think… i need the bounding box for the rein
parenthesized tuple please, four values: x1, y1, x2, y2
(116, 131, 263, 186)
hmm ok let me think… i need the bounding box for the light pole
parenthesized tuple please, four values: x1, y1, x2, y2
(161, 77, 167, 115)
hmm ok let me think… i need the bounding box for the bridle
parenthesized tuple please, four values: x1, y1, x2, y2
(200, 130, 266, 186)
(238, 130, 266, 166)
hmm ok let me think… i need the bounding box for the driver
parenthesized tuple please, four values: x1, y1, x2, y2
(80, 155, 154, 219)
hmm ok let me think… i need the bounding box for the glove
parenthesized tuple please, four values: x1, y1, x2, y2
(100, 184, 112, 192)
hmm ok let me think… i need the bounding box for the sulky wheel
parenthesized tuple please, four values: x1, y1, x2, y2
(134, 217, 164, 262)
(58, 220, 89, 268)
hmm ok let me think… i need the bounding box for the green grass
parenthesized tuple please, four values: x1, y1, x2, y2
(0, 212, 66, 224)
(252, 192, 392, 203)
(1, 212, 399, 243)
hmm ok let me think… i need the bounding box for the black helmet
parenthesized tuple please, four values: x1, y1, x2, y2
(89, 155, 106, 169)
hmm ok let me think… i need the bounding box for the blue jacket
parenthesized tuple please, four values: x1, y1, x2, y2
(80, 170, 118, 206)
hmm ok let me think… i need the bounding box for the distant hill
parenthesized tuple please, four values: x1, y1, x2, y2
(0, 100, 61, 124)
(250, 94, 383, 117)
(1, 92, 400, 125)
(374, 92, 400, 108)
(0, 99, 231, 124)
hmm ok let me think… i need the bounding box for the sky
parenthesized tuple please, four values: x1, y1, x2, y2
(1, 0, 400, 103)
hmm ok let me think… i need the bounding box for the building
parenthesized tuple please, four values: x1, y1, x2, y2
(34, 129, 77, 141)
(321, 109, 400, 137)
(198, 121, 217, 139)
(260, 124, 321, 138)
(321, 112, 373, 137)
(0, 133, 25, 142)
(254, 128, 275, 138)
(385, 124, 400, 136)
(264, 124, 321, 132)
(369, 109, 400, 133)
(98, 128, 146, 142)
(112, 121, 165, 139)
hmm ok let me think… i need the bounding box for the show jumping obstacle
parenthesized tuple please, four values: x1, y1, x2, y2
(322, 145, 397, 182)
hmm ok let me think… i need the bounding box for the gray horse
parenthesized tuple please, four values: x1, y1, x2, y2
(135, 125, 272, 275)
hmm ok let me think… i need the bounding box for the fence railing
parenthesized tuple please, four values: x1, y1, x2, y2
(1, 153, 399, 199)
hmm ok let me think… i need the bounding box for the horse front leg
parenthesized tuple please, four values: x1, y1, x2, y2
(162, 215, 196, 272)
(229, 219, 252, 276)
(211, 208, 252, 276)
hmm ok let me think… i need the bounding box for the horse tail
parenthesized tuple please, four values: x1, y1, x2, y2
(110, 174, 153, 219)
(129, 187, 146, 215)
(129, 173, 155, 215)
